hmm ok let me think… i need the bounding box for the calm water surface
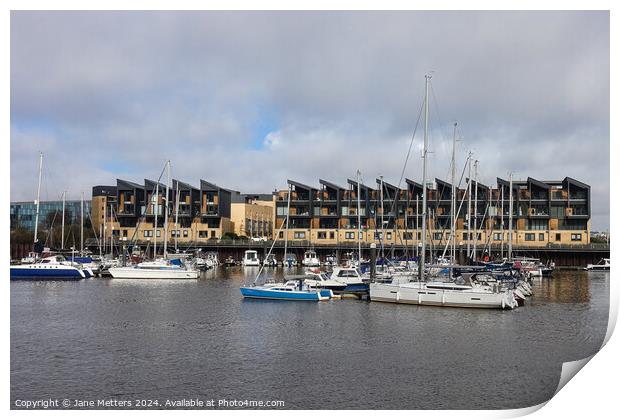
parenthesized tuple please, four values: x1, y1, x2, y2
(11, 268, 609, 409)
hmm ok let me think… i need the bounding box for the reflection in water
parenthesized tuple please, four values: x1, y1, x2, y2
(11, 268, 609, 409)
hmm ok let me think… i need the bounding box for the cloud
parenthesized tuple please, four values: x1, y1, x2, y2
(10, 11, 610, 229)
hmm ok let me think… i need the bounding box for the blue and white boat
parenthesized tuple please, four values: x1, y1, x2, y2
(240, 279, 333, 301)
(10, 255, 86, 280)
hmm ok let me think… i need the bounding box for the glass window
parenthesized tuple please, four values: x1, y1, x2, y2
(294, 231, 305, 239)
(539, 233, 545, 241)
(571, 233, 582, 241)
(317, 231, 327, 239)
(525, 233, 535, 241)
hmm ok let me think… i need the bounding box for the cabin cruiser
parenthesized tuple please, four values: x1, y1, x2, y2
(328, 266, 369, 294)
(242, 250, 260, 266)
(297, 271, 348, 292)
(302, 250, 320, 267)
(585, 258, 610, 271)
(283, 253, 298, 267)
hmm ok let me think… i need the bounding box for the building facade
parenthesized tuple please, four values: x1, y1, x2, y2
(273, 176, 591, 249)
(10, 199, 92, 231)
(96, 178, 235, 245)
(230, 193, 274, 238)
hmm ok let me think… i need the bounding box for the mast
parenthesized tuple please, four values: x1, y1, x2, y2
(473, 160, 479, 262)
(420, 74, 430, 281)
(451, 122, 457, 265)
(283, 184, 291, 264)
(80, 192, 84, 255)
(357, 169, 362, 267)
(508, 173, 514, 261)
(33, 152, 43, 245)
(174, 183, 180, 251)
(380, 175, 384, 260)
(466, 153, 472, 261)
(415, 194, 419, 258)
(103, 201, 107, 255)
(61, 191, 66, 249)
(153, 180, 159, 258)
(163, 160, 170, 259)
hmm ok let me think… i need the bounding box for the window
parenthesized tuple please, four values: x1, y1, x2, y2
(345, 232, 355, 240)
(155, 230, 161, 237)
(386, 232, 392, 240)
(571, 233, 582, 241)
(463, 233, 470, 240)
(374, 232, 383, 240)
(329, 232, 335, 239)
(199, 230, 208, 238)
(143, 230, 153, 237)
(493, 233, 503, 241)
(294, 231, 305, 239)
(539, 233, 545, 241)
(279, 231, 284, 239)
(183, 230, 188, 237)
(434, 232, 442, 240)
(211, 230, 216, 238)
(555, 233, 561, 241)
(527, 219, 548, 231)
(525, 233, 535, 241)
(122, 230, 128, 237)
(317, 231, 327, 239)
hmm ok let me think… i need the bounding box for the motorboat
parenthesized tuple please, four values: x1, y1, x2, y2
(329, 266, 369, 294)
(240, 279, 332, 301)
(585, 258, 610, 271)
(10, 255, 86, 280)
(242, 250, 260, 266)
(283, 253, 298, 267)
(302, 250, 320, 267)
(263, 255, 278, 267)
(296, 271, 348, 293)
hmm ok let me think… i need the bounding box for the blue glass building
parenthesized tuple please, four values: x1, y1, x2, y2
(10, 200, 92, 231)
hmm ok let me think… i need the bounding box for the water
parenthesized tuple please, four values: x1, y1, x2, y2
(11, 268, 609, 409)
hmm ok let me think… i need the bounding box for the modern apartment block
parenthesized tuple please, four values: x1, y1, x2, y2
(230, 193, 274, 238)
(96, 178, 234, 244)
(274, 176, 591, 248)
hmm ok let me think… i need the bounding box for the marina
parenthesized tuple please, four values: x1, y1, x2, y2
(10, 266, 609, 409)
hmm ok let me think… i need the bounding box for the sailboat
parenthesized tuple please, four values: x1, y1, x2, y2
(369, 75, 517, 309)
(11, 153, 88, 280)
(109, 161, 199, 279)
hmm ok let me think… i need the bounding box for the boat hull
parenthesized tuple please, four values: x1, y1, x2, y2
(240, 287, 327, 301)
(369, 283, 516, 309)
(108, 267, 200, 279)
(10, 265, 85, 280)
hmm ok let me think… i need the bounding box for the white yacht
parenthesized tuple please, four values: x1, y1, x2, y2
(108, 259, 200, 279)
(585, 258, 610, 271)
(302, 250, 320, 267)
(370, 280, 517, 309)
(242, 250, 260, 266)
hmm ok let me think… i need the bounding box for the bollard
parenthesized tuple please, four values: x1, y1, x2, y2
(370, 243, 377, 281)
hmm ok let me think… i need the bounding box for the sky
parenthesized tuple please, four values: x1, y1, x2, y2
(10, 11, 610, 230)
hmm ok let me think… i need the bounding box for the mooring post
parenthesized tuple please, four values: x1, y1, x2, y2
(370, 243, 377, 281)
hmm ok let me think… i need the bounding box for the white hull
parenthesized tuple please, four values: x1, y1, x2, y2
(242, 260, 260, 266)
(108, 267, 200, 279)
(370, 282, 516, 309)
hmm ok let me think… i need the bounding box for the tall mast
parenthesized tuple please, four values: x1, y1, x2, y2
(283, 184, 291, 264)
(380, 175, 384, 259)
(174, 182, 180, 251)
(33, 152, 43, 245)
(473, 160, 479, 262)
(163, 160, 170, 259)
(61, 191, 66, 249)
(508, 172, 514, 261)
(466, 153, 472, 261)
(451, 122, 457, 265)
(357, 169, 362, 267)
(420, 74, 430, 281)
(103, 201, 107, 255)
(154, 180, 159, 258)
(415, 194, 419, 258)
(80, 192, 84, 255)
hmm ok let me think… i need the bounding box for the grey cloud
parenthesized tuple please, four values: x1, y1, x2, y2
(10, 11, 610, 229)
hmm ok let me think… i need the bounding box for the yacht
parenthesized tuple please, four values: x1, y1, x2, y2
(240, 278, 332, 301)
(11, 255, 86, 280)
(108, 259, 200, 279)
(302, 250, 320, 267)
(242, 250, 260, 266)
(585, 258, 610, 271)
